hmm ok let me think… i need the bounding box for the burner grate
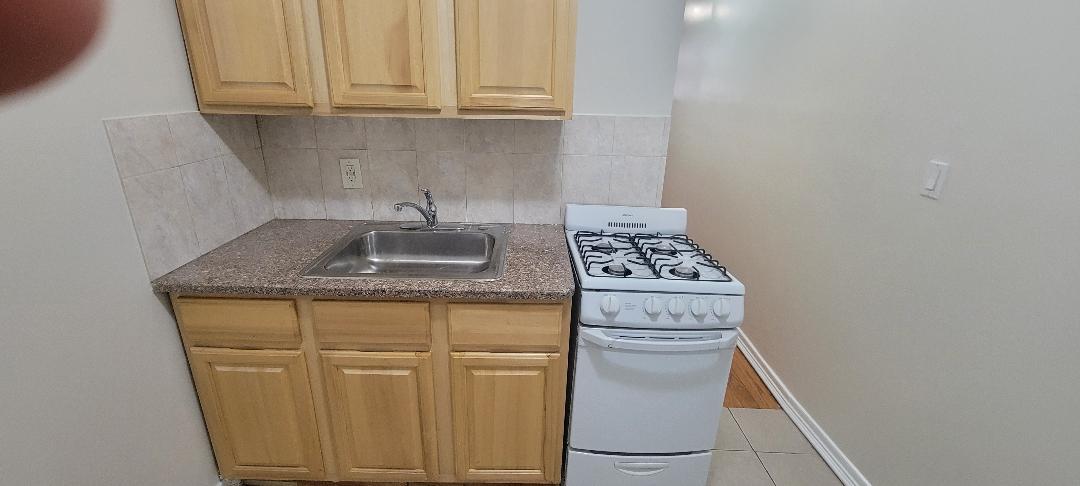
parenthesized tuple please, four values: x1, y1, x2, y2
(573, 231, 732, 282)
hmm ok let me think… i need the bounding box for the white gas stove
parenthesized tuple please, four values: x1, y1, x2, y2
(565, 204, 745, 330)
(564, 204, 746, 486)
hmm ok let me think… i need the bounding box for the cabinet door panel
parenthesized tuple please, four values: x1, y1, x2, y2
(177, 0, 313, 106)
(188, 348, 324, 480)
(320, 0, 441, 108)
(455, 0, 575, 111)
(322, 352, 439, 481)
(451, 353, 563, 483)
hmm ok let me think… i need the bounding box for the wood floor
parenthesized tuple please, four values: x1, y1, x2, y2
(724, 347, 781, 409)
(289, 348, 779, 486)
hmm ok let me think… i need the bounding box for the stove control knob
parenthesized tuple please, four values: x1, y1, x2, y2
(643, 297, 663, 318)
(713, 298, 732, 319)
(667, 297, 686, 317)
(689, 298, 708, 319)
(600, 295, 621, 316)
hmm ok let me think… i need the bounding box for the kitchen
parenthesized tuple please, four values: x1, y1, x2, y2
(3, 1, 1080, 486)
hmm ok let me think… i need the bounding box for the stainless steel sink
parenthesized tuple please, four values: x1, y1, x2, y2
(303, 222, 509, 280)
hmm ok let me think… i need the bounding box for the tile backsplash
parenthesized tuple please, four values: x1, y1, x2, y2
(106, 112, 670, 279)
(106, 113, 271, 279)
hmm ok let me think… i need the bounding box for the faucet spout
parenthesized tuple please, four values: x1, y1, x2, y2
(394, 188, 439, 228)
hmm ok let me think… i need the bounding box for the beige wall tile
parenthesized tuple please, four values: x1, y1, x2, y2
(417, 151, 468, 222)
(560, 115, 615, 155)
(366, 118, 416, 150)
(318, 149, 374, 220)
(168, 112, 258, 164)
(104, 115, 179, 178)
(561, 155, 613, 205)
(257, 116, 316, 149)
(415, 118, 465, 152)
(314, 117, 366, 149)
(609, 156, 666, 207)
(514, 120, 563, 154)
(264, 148, 326, 219)
(368, 150, 419, 221)
(465, 119, 515, 153)
(612, 116, 670, 156)
(121, 168, 199, 279)
(513, 154, 562, 224)
(466, 153, 514, 222)
(181, 157, 239, 252)
(221, 149, 274, 233)
(217, 114, 261, 150)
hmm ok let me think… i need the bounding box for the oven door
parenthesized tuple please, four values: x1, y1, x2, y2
(569, 327, 737, 454)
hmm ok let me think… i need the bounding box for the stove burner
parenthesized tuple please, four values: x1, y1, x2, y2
(602, 263, 633, 277)
(593, 242, 617, 254)
(669, 265, 700, 279)
(651, 248, 679, 257)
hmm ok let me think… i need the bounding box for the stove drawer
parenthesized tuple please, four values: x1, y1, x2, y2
(565, 450, 712, 486)
(569, 327, 737, 454)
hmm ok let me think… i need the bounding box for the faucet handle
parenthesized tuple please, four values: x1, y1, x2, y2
(420, 188, 436, 208)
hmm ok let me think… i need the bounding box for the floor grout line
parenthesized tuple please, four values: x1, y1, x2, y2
(726, 408, 779, 486)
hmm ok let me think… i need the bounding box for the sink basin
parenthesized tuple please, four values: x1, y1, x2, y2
(303, 222, 509, 280)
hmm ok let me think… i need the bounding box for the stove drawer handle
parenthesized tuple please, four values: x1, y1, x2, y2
(580, 328, 736, 352)
(614, 462, 670, 476)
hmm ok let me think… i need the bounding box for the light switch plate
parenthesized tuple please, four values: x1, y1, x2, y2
(921, 160, 949, 199)
(339, 158, 362, 189)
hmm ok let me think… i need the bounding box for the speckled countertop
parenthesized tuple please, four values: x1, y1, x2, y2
(151, 220, 575, 301)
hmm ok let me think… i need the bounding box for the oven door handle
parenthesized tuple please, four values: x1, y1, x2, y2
(579, 328, 736, 353)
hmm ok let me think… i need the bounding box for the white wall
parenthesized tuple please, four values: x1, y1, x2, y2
(573, 0, 686, 115)
(664, 0, 1080, 484)
(0, 1, 219, 485)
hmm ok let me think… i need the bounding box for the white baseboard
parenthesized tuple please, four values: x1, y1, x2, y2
(736, 330, 871, 486)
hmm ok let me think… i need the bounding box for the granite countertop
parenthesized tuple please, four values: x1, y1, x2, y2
(151, 220, 575, 301)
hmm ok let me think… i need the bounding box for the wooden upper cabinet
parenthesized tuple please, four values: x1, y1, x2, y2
(188, 348, 324, 480)
(319, 0, 441, 108)
(455, 0, 576, 112)
(321, 352, 439, 481)
(451, 353, 564, 483)
(176, 0, 314, 107)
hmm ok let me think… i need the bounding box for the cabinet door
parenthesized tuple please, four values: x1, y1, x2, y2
(455, 0, 576, 111)
(319, 0, 441, 108)
(321, 352, 439, 481)
(451, 353, 564, 483)
(176, 0, 313, 107)
(188, 348, 324, 480)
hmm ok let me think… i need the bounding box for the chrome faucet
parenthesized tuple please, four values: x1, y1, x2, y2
(394, 188, 439, 228)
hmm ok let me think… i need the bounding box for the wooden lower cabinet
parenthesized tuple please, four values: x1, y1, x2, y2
(451, 353, 564, 483)
(188, 348, 325, 480)
(176, 297, 569, 484)
(321, 351, 439, 481)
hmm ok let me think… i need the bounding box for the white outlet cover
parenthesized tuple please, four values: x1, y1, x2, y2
(339, 158, 362, 189)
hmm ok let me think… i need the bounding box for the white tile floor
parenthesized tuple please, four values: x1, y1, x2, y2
(709, 408, 843, 486)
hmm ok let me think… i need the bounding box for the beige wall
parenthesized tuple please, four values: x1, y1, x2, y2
(0, 1, 219, 485)
(664, 0, 1080, 484)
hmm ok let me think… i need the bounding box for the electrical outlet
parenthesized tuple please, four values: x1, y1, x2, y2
(339, 158, 362, 189)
